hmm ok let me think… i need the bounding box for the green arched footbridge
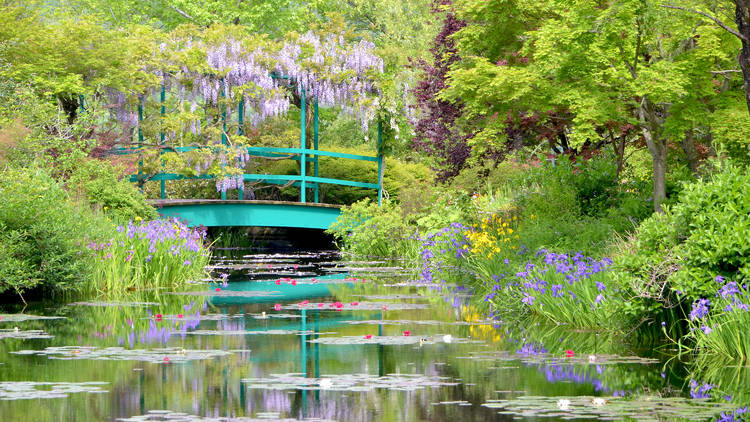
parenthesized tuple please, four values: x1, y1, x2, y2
(150, 199, 342, 229)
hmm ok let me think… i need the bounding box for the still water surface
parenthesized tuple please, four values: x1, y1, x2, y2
(0, 249, 741, 421)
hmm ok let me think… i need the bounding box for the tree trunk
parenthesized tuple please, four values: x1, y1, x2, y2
(735, 1, 750, 115)
(682, 129, 699, 175)
(638, 99, 667, 213)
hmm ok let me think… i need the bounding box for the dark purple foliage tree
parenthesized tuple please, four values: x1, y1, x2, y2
(411, 0, 471, 181)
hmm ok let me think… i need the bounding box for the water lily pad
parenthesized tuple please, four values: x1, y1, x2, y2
(68, 301, 159, 307)
(482, 395, 733, 421)
(464, 351, 660, 366)
(117, 410, 337, 421)
(353, 294, 430, 300)
(307, 334, 479, 346)
(248, 313, 301, 319)
(187, 329, 315, 336)
(166, 291, 281, 298)
(0, 329, 53, 340)
(242, 372, 459, 392)
(279, 302, 428, 311)
(0, 381, 108, 400)
(11, 346, 232, 363)
(346, 319, 493, 326)
(0, 314, 66, 322)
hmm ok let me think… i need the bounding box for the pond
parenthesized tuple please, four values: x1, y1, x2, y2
(0, 248, 742, 421)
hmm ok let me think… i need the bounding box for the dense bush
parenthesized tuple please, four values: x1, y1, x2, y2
(0, 166, 107, 299)
(68, 158, 158, 223)
(615, 164, 750, 327)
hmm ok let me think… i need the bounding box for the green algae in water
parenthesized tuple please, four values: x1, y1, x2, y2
(11, 346, 233, 362)
(117, 410, 337, 421)
(482, 395, 734, 421)
(0, 381, 108, 400)
(242, 373, 459, 392)
(0, 329, 54, 340)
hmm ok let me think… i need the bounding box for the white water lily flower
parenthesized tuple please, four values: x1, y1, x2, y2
(318, 378, 333, 389)
(592, 397, 607, 406)
(588, 355, 596, 362)
(556, 399, 570, 410)
(443, 334, 453, 343)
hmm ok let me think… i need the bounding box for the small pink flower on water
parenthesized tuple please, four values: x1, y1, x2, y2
(164, 357, 170, 364)
(382, 305, 388, 310)
(334, 302, 343, 308)
(177, 314, 184, 319)
(362, 278, 366, 283)
(267, 264, 272, 268)
(215, 287, 221, 292)
(155, 314, 162, 321)
(293, 264, 298, 269)
(565, 350, 575, 357)
(274, 304, 281, 311)
(291, 280, 297, 286)
(403, 330, 411, 336)
(317, 303, 324, 308)
(299, 300, 309, 306)
(365, 334, 372, 339)
(275, 279, 281, 285)
(350, 302, 359, 306)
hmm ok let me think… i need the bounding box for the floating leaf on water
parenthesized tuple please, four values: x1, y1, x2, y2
(0, 329, 53, 340)
(346, 319, 493, 326)
(186, 329, 316, 336)
(68, 301, 159, 307)
(116, 410, 337, 422)
(307, 334, 480, 346)
(481, 395, 733, 420)
(0, 381, 108, 400)
(142, 313, 244, 322)
(248, 313, 301, 319)
(11, 346, 232, 362)
(0, 314, 66, 322)
(242, 373, 459, 392)
(280, 302, 429, 311)
(166, 291, 281, 297)
(464, 351, 660, 366)
(353, 294, 430, 300)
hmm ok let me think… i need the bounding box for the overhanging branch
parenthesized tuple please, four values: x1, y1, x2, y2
(661, 4, 747, 42)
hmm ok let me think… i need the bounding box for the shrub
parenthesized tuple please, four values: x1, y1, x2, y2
(327, 198, 417, 258)
(67, 158, 158, 223)
(615, 164, 750, 328)
(0, 166, 107, 299)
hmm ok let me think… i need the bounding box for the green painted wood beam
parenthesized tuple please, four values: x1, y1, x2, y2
(151, 200, 341, 229)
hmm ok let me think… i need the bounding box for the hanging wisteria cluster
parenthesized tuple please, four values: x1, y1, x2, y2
(106, 30, 384, 194)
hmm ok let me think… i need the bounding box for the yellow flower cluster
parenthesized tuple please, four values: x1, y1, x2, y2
(464, 213, 520, 259)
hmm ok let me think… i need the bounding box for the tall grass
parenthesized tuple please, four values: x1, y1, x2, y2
(86, 218, 211, 294)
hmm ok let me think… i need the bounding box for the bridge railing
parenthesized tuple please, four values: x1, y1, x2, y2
(127, 140, 384, 205)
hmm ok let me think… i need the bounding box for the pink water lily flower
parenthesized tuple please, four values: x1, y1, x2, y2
(365, 334, 372, 339)
(274, 304, 281, 311)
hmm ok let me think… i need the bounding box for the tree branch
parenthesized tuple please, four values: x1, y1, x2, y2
(171, 6, 196, 22)
(661, 4, 747, 42)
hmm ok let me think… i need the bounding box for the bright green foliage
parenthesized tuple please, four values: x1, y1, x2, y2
(0, 167, 108, 298)
(67, 159, 158, 223)
(616, 164, 750, 322)
(327, 199, 417, 258)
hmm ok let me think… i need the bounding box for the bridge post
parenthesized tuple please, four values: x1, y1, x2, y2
(159, 82, 166, 199)
(238, 98, 245, 200)
(377, 120, 384, 206)
(137, 95, 144, 192)
(313, 100, 319, 203)
(300, 86, 307, 203)
(220, 78, 227, 201)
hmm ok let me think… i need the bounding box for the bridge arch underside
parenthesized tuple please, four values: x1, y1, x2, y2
(151, 200, 342, 230)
